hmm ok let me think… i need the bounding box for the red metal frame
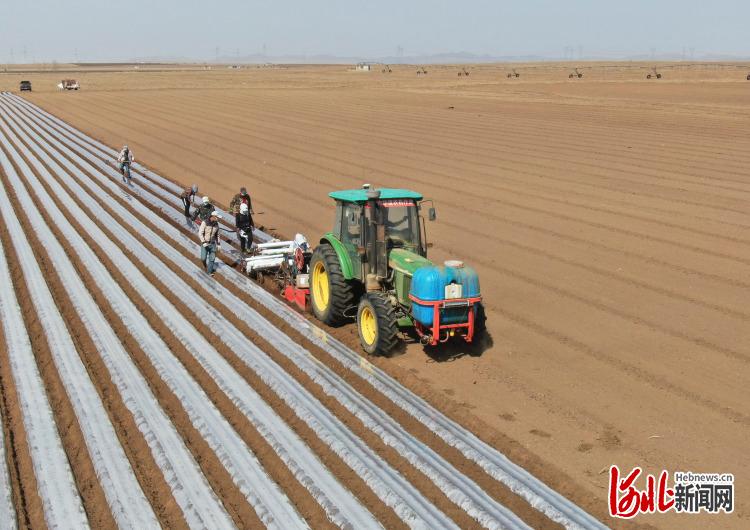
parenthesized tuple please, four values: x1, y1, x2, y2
(408, 294, 482, 346)
(284, 285, 309, 311)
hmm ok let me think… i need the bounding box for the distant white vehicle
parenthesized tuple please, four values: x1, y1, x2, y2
(58, 79, 80, 90)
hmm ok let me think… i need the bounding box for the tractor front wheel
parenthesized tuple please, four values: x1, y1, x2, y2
(357, 293, 398, 355)
(310, 244, 356, 325)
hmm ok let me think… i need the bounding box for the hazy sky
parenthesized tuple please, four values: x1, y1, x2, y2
(1, 0, 747, 62)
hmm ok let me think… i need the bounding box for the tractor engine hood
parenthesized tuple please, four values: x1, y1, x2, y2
(388, 248, 432, 276)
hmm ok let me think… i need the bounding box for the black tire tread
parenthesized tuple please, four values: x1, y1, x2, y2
(358, 292, 399, 356)
(474, 302, 487, 336)
(310, 244, 356, 326)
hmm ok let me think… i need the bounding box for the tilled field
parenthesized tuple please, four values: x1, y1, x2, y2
(2, 64, 749, 528)
(0, 92, 611, 528)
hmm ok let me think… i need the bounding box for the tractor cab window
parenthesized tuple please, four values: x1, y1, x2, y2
(340, 202, 363, 266)
(381, 200, 422, 254)
(332, 202, 343, 239)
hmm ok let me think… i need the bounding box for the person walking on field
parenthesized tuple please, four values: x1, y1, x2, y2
(229, 187, 253, 227)
(192, 196, 215, 224)
(117, 145, 134, 184)
(236, 202, 254, 253)
(199, 211, 221, 275)
(181, 184, 199, 220)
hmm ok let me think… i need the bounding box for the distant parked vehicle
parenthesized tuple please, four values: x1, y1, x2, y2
(646, 67, 662, 79)
(58, 79, 80, 90)
(19, 80, 32, 92)
(569, 68, 584, 79)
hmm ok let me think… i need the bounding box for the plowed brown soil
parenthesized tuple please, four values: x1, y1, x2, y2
(8, 63, 750, 528)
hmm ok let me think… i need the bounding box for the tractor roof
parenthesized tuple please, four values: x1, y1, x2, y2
(329, 188, 423, 203)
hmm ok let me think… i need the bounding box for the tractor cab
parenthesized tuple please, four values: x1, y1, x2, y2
(328, 186, 432, 284)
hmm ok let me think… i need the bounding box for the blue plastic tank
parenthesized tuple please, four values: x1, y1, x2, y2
(410, 261, 481, 327)
(410, 265, 443, 326)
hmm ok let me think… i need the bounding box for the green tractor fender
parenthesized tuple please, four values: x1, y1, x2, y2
(319, 234, 356, 280)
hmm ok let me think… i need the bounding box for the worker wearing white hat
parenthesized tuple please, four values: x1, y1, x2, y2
(191, 195, 215, 224)
(236, 202, 254, 253)
(199, 210, 221, 275)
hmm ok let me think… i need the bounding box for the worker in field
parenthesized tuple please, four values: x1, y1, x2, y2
(199, 211, 221, 275)
(117, 145, 134, 184)
(181, 184, 199, 220)
(236, 202, 254, 253)
(192, 196, 215, 224)
(229, 187, 253, 227)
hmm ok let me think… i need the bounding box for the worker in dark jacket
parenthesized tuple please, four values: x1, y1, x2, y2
(191, 196, 215, 224)
(228, 187, 253, 227)
(236, 202, 254, 253)
(180, 184, 198, 219)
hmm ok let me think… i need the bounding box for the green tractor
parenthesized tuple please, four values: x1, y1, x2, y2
(309, 185, 484, 355)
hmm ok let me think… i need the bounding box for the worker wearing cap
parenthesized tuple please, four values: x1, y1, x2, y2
(117, 145, 134, 184)
(191, 196, 215, 224)
(228, 187, 253, 227)
(180, 184, 198, 220)
(199, 210, 221, 275)
(236, 202, 254, 253)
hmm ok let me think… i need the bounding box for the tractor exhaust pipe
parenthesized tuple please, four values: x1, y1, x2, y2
(365, 187, 382, 291)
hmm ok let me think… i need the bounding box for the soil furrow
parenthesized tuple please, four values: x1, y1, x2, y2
(10, 149, 275, 530)
(41, 107, 748, 411)
(16, 94, 748, 524)
(12, 70, 749, 530)
(0, 157, 118, 529)
(0, 171, 42, 529)
(32, 109, 604, 528)
(24, 111, 491, 529)
(7, 94, 571, 529)
(59, 97, 750, 285)
(1, 148, 192, 529)
(91, 90, 750, 200)
(35, 149, 368, 530)
(71, 95, 750, 225)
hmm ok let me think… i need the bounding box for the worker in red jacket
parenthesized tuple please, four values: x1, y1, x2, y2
(228, 187, 253, 227)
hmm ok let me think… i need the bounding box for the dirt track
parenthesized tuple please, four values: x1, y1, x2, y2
(0, 64, 748, 528)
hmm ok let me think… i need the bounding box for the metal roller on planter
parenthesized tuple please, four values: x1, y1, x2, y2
(244, 233, 312, 310)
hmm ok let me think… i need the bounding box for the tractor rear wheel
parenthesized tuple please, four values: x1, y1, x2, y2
(310, 244, 356, 326)
(357, 293, 398, 355)
(474, 302, 487, 336)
